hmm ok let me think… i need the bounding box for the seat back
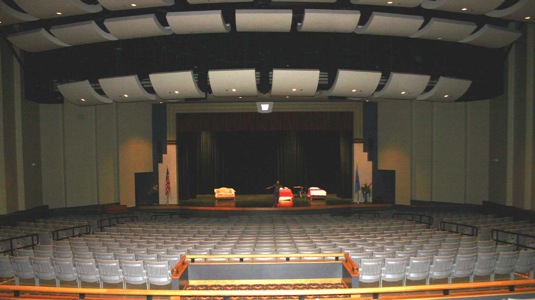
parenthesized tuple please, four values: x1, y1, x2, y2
(494, 251, 519, 278)
(514, 250, 535, 277)
(146, 261, 171, 287)
(52, 257, 78, 285)
(429, 255, 454, 280)
(10, 256, 35, 284)
(74, 258, 100, 284)
(381, 257, 407, 284)
(30, 256, 56, 284)
(452, 253, 476, 280)
(406, 256, 431, 282)
(97, 259, 124, 287)
(158, 254, 181, 270)
(473, 252, 498, 277)
(0, 255, 15, 278)
(359, 258, 383, 284)
(121, 260, 147, 287)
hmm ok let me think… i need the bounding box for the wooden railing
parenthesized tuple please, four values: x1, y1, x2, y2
(1, 279, 535, 300)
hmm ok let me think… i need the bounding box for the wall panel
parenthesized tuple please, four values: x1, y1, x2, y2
(411, 101, 433, 201)
(466, 101, 489, 204)
(96, 105, 118, 204)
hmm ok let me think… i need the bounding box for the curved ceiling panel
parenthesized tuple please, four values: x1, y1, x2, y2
(236, 9, 293, 32)
(421, 0, 505, 15)
(167, 11, 230, 34)
(7, 28, 70, 52)
(13, 0, 101, 19)
(416, 77, 471, 102)
(373, 73, 430, 100)
(98, 0, 174, 11)
(103, 14, 172, 40)
(327, 70, 382, 98)
(50, 21, 118, 46)
(58, 80, 113, 106)
(99, 75, 156, 102)
(297, 9, 360, 33)
(410, 18, 477, 42)
(149, 71, 205, 100)
(272, 0, 336, 3)
(486, 0, 535, 22)
(0, 1, 37, 26)
(355, 12, 424, 37)
(209, 69, 258, 97)
(459, 24, 521, 48)
(349, 0, 423, 8)
(271, 69, 320, 97)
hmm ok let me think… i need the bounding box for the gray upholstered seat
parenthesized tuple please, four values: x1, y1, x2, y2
(97, 259, 124, 288)
(381, 257, 407, 286)
(74, 258, 100, 287)
(30, 256, 56, 286)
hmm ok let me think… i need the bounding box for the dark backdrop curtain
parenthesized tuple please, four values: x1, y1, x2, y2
(177, 132, 199, 200)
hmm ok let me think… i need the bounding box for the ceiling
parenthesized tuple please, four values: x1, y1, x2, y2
(0, 0, 533, 105)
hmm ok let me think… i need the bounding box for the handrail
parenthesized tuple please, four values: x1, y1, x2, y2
(492, 229, 535, 250)
(184, 252, 348, 263)
(440, 221, 478, 236)
(0, 233, 39, 256)
(52, 225, 91, 241)
(1, 279, 534, 299)
(391, 212, 433, 228)
(97, 215, 139, 231)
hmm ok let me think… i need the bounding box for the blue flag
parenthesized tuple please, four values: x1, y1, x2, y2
(354, 164, 360, 193)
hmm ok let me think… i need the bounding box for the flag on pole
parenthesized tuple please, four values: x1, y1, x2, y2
(354, 164, 360, 194)
(165, 168, 171, 196)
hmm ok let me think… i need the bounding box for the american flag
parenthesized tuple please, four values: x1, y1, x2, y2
(165, 168, 170, 196)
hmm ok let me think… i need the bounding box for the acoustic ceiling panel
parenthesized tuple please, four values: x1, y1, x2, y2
(13, 0, 101, 19)
(355, 12, 424, 37)
(99, 75, 156, 102)
(460, 24, 521, 48)
(98, 0, 174, 11)
(0, 1, 37, 26)
(58, 80, 113, 106)
(271, 69, 320, 97)
(149, 71, 205, 100)
(349, 0, 423, 8)
(486, 0, 535, 23)
(236, 9, 293, 32)
(327, 70, 382, 98)
(271, 0, 336, 3)
(7, 28, 70, 52)
(188, 0, 252, 4)
(421, 0, 505, 15)
(103, 14, 172, 40)
(373, 73, 430, 100)
(416, 77, 471, 102)
(167, 11, 230, 34)
(410, 18, 477, 42)
(297, 9, 360, 33)
(51, 21, 117, 46)
(209, 69, 258, 97)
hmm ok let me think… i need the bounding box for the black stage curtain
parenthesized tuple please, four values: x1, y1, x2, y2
(176, 112, 353, 200)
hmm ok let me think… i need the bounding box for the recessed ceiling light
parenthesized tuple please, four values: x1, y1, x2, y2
(238, 96, 242, 99)
(0, 21, 3, 24)
(437, 37, 443, 40)
(56, 11, 62, 15)
(387, 1, 393, 4)
(131, 3, 137, 7)
(291, 88, 297, 92)
(461, 7, 468, 11)
(173, 90, 179, 94)
(351, 89, 357, 93)
(80, 98, 86, 102)
(159, 101, 163, 104)
(123, 94, 129, 98)
(525, 16, 532, 20)
(443, 94, 449, 98)
(401, 91, 406, 95)
(286, 96, 290, 98)
(231, 88, 237, 92)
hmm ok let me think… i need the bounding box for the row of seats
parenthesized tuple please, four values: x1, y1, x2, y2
(358, 250, 535, 287)
(0, 255, 172, 289)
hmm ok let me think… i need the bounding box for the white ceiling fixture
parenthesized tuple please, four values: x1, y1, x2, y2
(410, 18, 477, 42)
(297, 9, 361, 33)
(50, 21, 118, 46)
(149, 71, 205, 100)
(99, 75, 156, 102)
(13, 0, 102, 19)
(256, 102, 273, 113)
(98, 0, 174, 11)
(7, 28, 70, 52)
(0, 1, 38, 26)
(373, 72, 430, 100)
(349, 0, 423, 8)
(57, 80, 113, 106)
(235, 9, 293, 32)
(103, 14, 172, 40)
(167, 11, 231, 34)
(271, 0, 336, 3)
(486, 0, 535, 23)
(327, 70, 382, 98)
(355, 12, 424, 37)
(187, 0, 252, 4)
(459, 24, 521, 48)
(421, 0, 505, 15)
(416, 77, 472, 102)
(271, 69, 320, 97)
(209, 69, 258, 97)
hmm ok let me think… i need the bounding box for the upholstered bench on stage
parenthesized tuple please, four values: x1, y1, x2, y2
(308, 187, 327, 201)
(214, 187, 236, 200)
(278, 188, 294, 207)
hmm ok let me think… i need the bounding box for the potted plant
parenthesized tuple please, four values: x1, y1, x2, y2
(361, 182, 372, 203)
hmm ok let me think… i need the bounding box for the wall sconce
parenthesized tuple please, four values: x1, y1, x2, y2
(256, 102, 273, 113)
